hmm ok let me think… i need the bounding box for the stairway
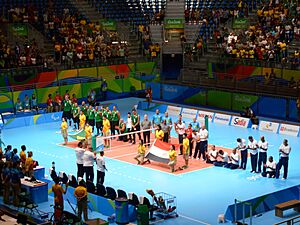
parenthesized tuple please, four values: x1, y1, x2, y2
(165, 1, 185, 19)
(71, 0, 102, 22)
(149, 24, 164, 44)
(184, 23, 201, 44)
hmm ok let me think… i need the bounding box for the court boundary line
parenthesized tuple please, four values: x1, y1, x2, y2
(179, 214, 211, 225)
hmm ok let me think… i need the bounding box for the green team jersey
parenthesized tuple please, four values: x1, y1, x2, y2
(72, 105, 79, 116)
(63, 100, 72, 112)
(132, 114, 139, 126)
(119, 121, 126, 133)
(103, 110, 112, 121)
(111, 110, 119, 121)
(95, 112, 103, 122)
(81, 106, 87, 114)
(88, 109, 95, 120)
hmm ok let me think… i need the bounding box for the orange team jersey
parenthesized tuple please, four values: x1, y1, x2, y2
(169, 150, 177, 161)
(79, 114, 86, 128)
(85, 126, 93, 139)
(20, 150, 26, 163)
(155, 130, 164, 140)
(138, 144, 146, 154)
(25, 157, 34, 171)
(102, 119, 110, 133)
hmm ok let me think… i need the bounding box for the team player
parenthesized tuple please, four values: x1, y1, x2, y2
(213, 150, 229, 167)
(102, 115, 111, 148)
(227, 149, 239, 170)
(72, 103, 80, 130)
(248, 136, 258, 173)
(168, 145, 177, 173)
(182, 134, 189, 169)
(275, 139, 291, 180)
(61, 118, 68, 145)
(236, 138, 247, 169)
(198, 125, 208, 160)
(257, 136, 268, 173)
(262, 156, 276, 178)
(79, 111, 86, 130)
(152, 109, 162, 127)
(87, 106, 95, 132)
(84, 123, 93, 147)
(206, 145, 218, 164)
(132, 109, 141, 144)
(111, 106, 120, 135)
(62, 95, 72, 126)
(95, 107, 103, 136)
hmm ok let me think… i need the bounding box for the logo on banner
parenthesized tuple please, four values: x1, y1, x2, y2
(231, 116, 249, 128)
(214, 113, 231, 125)
(181, 108, 197, 119)
(163, 86, 178, 93)
(279, 124, 299, 136)
(51, 114, 60, 121)
(259, 121, 279, 133)
(197, 110, 214, 122)
(167, 106, 182, 116)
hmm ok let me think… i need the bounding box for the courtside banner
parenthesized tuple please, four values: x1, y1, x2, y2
(197, 110, 215, 122)
(259, 121, 280, 133)
(231, 116, 250, 128)
(279, 124, 299, 136)
(213, 113, 231, 125)
(181, 108, 197, 119)
(145, 140, 180, 164)
(167, 105, 182, 116)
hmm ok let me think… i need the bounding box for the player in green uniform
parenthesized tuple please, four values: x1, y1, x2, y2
(72, 102, 80, 130)
(111, 105, 120, 135)
(87, 105, 96, 132)
(62, 96, 72, 126)
(95, 106, 103, 136)
(131, 109, 141, 144)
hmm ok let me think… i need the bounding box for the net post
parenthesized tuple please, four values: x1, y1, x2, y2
(205, 115, 209, 131)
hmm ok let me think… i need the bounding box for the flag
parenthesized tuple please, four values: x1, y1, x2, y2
(68, 129, 86, 141)
(145, 139, 180, 164)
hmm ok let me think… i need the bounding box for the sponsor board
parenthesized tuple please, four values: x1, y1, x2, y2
(197, 110, 215, 122)
(230, 116, 250, 128)
(259, 121, 279, 133)
(213, 113, 231, 125)
(181, 108, 197, 119)
(166, 105, 182, 116)
(279, 124, 299, 136)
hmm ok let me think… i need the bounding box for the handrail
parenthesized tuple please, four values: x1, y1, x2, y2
(274, 215, 300, 225)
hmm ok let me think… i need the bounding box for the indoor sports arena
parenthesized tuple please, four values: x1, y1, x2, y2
(0, 0, 299, 225)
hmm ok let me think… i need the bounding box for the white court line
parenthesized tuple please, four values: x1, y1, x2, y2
(179, 214, 211, 225)
(110, 152, 136, 159)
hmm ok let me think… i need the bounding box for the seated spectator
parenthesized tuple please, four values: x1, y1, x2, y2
(30, 93, 38, 112)
(15, 98, 23, 112)
(11, 148, 20, 163)
(23, 95, 30, 110)
(47, 94, 53, 113)
(261, 156, 276, 178)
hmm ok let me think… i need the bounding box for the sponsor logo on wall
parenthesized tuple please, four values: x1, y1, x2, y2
(279, 124, 299, 136)
(197, 110, 215, 122)
(230, 116, 250, 128)
(181, 108, 197, 119)
(167, 105, 182, 116)
(213, 113, 231, 125)
(259, 121, 279, 133)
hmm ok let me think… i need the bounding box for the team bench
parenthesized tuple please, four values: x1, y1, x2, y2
(275, 200, 300, 218)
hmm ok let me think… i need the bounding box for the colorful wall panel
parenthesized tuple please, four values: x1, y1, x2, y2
(59, 83, 83, 99)
(36, 71, 57, 88)
(36, 86, 59, 104)
(82, 81, 101, 97)
(207, 90, 232, 109)
(78, 67, 98, 78)
(12, 89, 36, 104)
(0, 92, 13, 111)
(57, 69, 78, 80)
(232, 93, 259, 111)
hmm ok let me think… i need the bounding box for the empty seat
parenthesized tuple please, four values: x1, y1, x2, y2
(106, 187, 117, 200)
(96, 183, 107, 197)
(117, 189, 127, 198)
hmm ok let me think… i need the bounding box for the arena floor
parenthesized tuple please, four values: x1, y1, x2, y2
(2, 97, 300, 225)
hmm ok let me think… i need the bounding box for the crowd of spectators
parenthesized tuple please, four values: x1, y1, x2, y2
(218, 1, 300, 67)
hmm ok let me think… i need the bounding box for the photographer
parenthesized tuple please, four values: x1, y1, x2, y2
(52, 176, 68, 223)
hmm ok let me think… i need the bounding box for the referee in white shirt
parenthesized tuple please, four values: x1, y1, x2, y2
(236, 138, 247, 169)
(75, 141, 85, 178)
(257, 136, 268, 173)
(275, 139, 291, 180)
(199, 125, 208, 161)
(96, 151, 107, 185)
(83, 147, 96, 182)
(248, 136, 258, 173)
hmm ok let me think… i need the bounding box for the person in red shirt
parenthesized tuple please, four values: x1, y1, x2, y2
(185, 124, 193, 158)
(54, 91, 62, 112)
(72, 94, 77, 104)
(47, 94, 53, 113)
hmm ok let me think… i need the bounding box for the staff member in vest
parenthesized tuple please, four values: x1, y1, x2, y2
(61, 118, 68, 145)
(72, 103, 80, 130)
(262, 156, 276, 178)
(174, 119, 186, 155)
(248, 136, 258, 173)
(83, 147, 96, 182)
(95, 107, 103, 136)
(141, 114, 152, 146)
(102, 115, 111, 148)
(168, 145, 177, 173)
(228, 149, 240, 170)
(152, 109, 162, 127)
(257, 136, 268, 173)
(87, 106, 95, 132)
(236, 138, 247, 170)
(111, 106, 120, 136)
(190, 117, 200, 132)
(96, 151, 107, 185)
(275, 139, 291, 180)
(62, 95, 72, 126)
(117, 119, 127, 142)
(132, 109, 141, 144)
(198, 125, 208, 160)
(75, 141, 85, 179)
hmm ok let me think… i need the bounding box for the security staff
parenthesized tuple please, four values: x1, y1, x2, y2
(235, 138, 247, 170)
(275, 139, 291, 180)
(257, 136, 268, 173)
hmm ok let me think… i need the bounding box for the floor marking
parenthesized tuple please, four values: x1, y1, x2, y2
(110, 152, 137, 159)
(179, 214, 211, 225)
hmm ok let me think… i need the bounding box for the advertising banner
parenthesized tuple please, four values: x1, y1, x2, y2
(213, 113, 231, 125)
(259, 121, 280, 133)
(181, 108, 197, 119)
(166, 105, 182, 116)
(197, 110, 215, 122)
(164, 19, 184, 29)
(10, 24, 28, 36)
(230, 116, 250, 128)
(232, 18, 249, 29)
(100, 19, 117, 31)
(279, 124, 299, 136)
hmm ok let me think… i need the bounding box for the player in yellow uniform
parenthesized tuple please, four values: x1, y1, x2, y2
(168, 145, 177, 173)
(84, 123, 93, 147)
(102, 115, 111, 148)
(134, 140, 150, 165)
(61, 118, 68, 145)
(155, 125, 164, 141)
(182, 134, 190, 169)
(79, 111, 86, 130)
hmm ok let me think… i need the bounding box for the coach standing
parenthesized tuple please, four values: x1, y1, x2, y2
(236, 138, 247, 170)
(199, 125, 208, 161)
(141, 114, 152, 147)
(257, 136, 268, 173)
(75, 141, 85, 179)
(275, 139, 291, 180)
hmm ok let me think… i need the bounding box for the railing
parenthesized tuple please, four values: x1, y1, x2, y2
(274, 215, 300, 225)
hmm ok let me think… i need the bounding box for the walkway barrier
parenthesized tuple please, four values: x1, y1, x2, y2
(234, 199, 253, 225)
(274, 215, 300, 225)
